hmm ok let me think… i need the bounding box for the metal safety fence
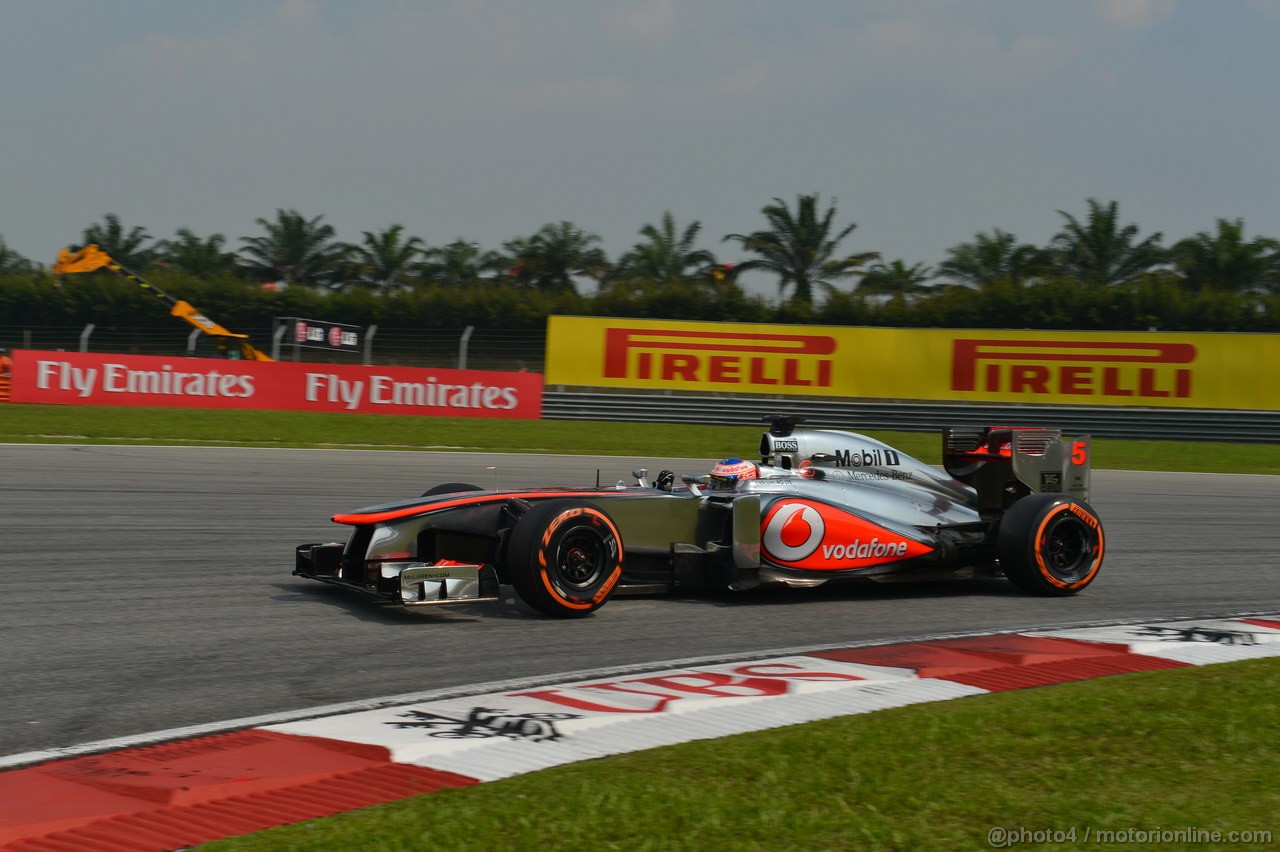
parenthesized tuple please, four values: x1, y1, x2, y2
(542, 391, 1280, 444)
(0, 324, 548, 372)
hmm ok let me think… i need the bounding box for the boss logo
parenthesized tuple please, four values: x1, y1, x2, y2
(773, 439, 799, 453)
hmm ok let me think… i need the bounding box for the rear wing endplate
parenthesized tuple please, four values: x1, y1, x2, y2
(943, 426, 1092, 511)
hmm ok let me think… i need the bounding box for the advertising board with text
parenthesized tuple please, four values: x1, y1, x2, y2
(10, 351, 543, 419)
(278, 317, 363, 353)
(545, 316, 1279, 410)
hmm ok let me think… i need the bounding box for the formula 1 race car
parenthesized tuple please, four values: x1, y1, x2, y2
(295, 416, 1105, 618)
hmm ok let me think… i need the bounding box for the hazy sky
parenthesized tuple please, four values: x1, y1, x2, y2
(4, 0, 1278, 295)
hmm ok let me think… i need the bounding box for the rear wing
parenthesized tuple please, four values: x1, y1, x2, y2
(943, 426, 1092, 512)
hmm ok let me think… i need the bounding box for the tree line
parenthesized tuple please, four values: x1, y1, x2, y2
(1, 195, 1277, 333)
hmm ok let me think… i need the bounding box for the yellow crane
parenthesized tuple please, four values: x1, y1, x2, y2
(52, 244, 273, 361)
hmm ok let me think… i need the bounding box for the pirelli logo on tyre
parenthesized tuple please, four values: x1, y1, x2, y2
(951, 338, 1197, 401)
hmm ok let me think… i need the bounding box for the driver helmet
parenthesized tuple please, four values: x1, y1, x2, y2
(709, 457, 759, 489)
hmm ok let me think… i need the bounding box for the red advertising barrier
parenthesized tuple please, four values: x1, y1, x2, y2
(8, 350, 543, 419)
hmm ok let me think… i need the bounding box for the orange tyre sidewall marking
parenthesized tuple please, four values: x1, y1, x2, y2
(1033, 503, 1104, 589)
(538, 508, 623, 609)
(593, 566, 623, 604)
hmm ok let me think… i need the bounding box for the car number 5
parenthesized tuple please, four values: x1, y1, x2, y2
(1071, 440, 1088, 465)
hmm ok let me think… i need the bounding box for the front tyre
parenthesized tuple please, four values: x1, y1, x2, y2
(505, 499, 624, 618)
(997, 494, 1104, 596)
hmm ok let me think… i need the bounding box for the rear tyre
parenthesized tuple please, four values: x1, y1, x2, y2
(505, 499, 624, 618)
(998, 494, 1104, 596)
(422, 482, 482, 497)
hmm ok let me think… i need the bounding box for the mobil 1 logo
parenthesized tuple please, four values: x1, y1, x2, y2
(835, 448, 901, 467)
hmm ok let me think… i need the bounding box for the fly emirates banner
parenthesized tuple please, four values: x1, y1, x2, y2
(10, 351, 543, 419)
(545, 316, 1280, 411)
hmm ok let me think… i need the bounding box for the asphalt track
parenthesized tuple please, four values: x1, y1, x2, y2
(2, 443, 1278, 759)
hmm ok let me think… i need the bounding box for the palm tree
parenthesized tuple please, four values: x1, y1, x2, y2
(938, 229, 1046, 287)
(345, 225, 425, 293)
(79, 213, 155, 269)
(1049, 199, 1165, 285)
(614, 212, 716, 286)
(0, 237, 33, 275)
(858, 260, 934, 297)
(238, 209, 350, 287)
(723, 194, 878, 305)
(1169, 218, 1280, 294)
(417, 239, 507, 287)
(155, 229, 240, 279)
(502, 222, 608, 293)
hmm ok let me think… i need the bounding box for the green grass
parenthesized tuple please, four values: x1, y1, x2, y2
(1, 403, 1277, 474)
(200, 658, 1280, 851)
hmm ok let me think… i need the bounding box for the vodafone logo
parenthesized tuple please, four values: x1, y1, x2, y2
(762, 502, 825, 562)
(761, 499, 935, 570)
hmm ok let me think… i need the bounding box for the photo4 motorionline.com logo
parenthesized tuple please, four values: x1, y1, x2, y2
(987, 825, 1271, 847)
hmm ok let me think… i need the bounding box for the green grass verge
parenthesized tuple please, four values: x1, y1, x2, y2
(1, 404, 1277, 474)
(200, 658, 1280, 851)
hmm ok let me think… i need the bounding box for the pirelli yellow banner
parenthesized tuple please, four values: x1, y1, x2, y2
(545, 316, 1280, 410)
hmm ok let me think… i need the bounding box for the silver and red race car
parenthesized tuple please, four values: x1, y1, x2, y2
(295, 416, 1105, 617)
